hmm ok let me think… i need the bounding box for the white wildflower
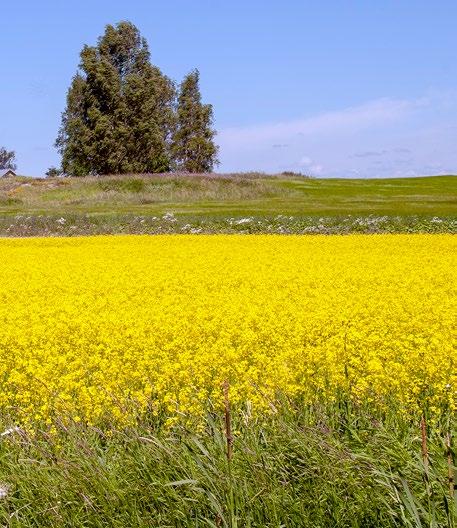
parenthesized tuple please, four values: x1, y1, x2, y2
(1, 426, 22, 437)
(57, 217, 66, 225)
(0, 484, 9, 499)
(235, 217, 253, 225)
(162, 212, 177, 222)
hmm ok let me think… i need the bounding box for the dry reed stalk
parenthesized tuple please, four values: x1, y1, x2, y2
(421, 414, 429, 474)
(446, 432, 455, 500)
(223, 379, 233, 462)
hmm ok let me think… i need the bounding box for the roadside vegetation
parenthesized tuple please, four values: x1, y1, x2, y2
(1, 405, 455, 527)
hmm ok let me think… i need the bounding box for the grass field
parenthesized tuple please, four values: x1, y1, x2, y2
(0, 234, 455, 526)
(0, 173, 455, 235)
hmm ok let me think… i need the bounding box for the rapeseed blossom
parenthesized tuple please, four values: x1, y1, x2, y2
(0, 234, 455, 429)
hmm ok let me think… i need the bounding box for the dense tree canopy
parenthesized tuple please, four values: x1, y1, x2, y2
(0, 147, 16, 170)
(171, 70, 219, 173)
(56, 22, 175, 176)
(57, 22, 218, 176)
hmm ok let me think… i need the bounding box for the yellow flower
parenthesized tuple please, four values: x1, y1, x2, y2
(0, 234, 455, 429)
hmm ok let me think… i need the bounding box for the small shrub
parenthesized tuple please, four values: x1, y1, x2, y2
(0, 197, 22, 206)
(281, 171, 312, 178)
(45, 167, 63, 178)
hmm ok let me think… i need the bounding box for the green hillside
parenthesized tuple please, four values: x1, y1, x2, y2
(0, 173, 455, 235)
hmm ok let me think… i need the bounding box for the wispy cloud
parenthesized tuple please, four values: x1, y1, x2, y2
(352, 150, 389, 158)
(298, 156, 323, 176)
(218, 93, 457, 177)
(219, 97, 424, 148)
(393, 148, 412, 154)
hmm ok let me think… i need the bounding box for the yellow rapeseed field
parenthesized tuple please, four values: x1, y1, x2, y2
(0, 234, 455, 429)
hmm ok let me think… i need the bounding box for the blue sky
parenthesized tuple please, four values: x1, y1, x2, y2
(1, 0, 457, 177)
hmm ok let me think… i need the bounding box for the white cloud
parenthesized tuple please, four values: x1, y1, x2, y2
(297, 156, 324, 176)
(299, 156, 313, 167)
(219, 97, 424, 148)
(309, 164, 324, 175)
(217, 92, 457, 177)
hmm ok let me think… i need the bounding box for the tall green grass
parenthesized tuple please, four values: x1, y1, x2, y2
(0, 399, 455, 527)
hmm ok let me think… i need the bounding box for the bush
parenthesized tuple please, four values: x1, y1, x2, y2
(281, 171, 312, 178)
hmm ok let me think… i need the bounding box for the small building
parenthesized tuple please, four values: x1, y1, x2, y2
(0, 169, 16, 178)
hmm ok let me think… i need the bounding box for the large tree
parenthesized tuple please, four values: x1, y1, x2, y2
(0, 147, 16, 170)
(171, 70, 218, 173)
(56, 21, 175, 176)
